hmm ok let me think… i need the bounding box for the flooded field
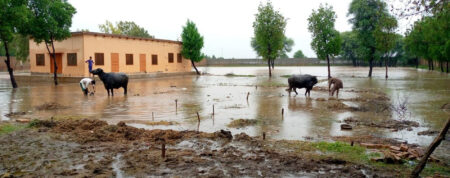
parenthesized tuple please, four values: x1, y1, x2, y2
(1, 66, 449, 177)
(1, 67, 449, 146)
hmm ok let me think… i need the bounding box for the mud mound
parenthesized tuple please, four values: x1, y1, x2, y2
(32, 118, 217, 144)
(343, 117, 419, 130)
(35, 102, 69, 110)
(4, 111, 26, 117)
(326, 101, 350, 110)
(227, 119, 258, 128)
(417, 130, 439, 136)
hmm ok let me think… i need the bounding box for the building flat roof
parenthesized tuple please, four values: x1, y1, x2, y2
(71, 32, 182, 45)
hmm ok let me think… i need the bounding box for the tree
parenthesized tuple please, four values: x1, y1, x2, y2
(181, 20, 204, 75)
(404, 6, 449, 73)
(0, 0, 30, 88)
(252, 2, 287, 77)
(99, 20, 153, 38)
(374, 14, 398, 78)
(349, 0, 390, 77)
(28, 0, 76, 85)
(0, 34, 30, 62)
(279, 37, 294, 59)
(340, 31, 362, 66)
(308, 3, 341, 79)
(293, 49, 306, 58)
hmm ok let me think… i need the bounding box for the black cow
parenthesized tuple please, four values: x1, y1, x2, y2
(90, 68, 128, 96)
(286, 74, 318, 97)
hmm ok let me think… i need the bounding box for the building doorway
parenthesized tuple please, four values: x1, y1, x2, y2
(140, 54, 146, 72)
(111, 53, 119, 72)
(49, 53, 62, 74)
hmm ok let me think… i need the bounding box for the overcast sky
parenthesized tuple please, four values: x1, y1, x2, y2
(68, 0, 410, 58)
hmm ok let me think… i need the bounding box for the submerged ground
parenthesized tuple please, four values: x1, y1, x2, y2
(0, 66, 449, 177)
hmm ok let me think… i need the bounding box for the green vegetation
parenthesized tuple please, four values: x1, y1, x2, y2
(181, 20, 205, 75)
(404, 5, 449, 73)
(293, 49, 306, 58)
(348, 0, 393, 77)
(308, 4, 341, 78)
(251, 1, 286, 77)
(28, 0, 76, 85)
(279, 37, 294, 59)
(0, 0, 29, 88)
(0, 123, 25, 135)
(98, 20, 153, 38)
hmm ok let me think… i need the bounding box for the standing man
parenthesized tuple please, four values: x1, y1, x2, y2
(85, 56, 94, 77)
(80, 78, 96, 96)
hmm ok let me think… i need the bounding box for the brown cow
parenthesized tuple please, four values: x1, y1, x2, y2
(329, 77, 343, 98)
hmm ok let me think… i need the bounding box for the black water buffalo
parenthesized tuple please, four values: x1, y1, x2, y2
(286, 74, 318, 97)
(90, 68, 128, 96)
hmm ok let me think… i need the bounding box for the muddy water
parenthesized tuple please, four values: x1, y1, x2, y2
(0, 67, 449, 147)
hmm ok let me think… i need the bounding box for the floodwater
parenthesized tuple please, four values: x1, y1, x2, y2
(0, 67, 449, 147)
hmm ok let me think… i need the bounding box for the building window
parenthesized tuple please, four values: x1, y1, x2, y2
(126, 54, 133, 65)
(152, 55, 158, 65)
(177, 53, 182, 63)
(168, 53, 174, 63)
(36, 54, 45, 66)
(67, 53, 77, 66)
(95, 53, 104, 65)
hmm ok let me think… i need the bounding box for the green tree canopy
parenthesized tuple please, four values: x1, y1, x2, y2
(252, 1, 286, 77)
(374, 13, 398, 78)
(405, 5, 449, 72)
(293, 49, 306, 58)
(340, 31, 361, 66)
(0, 34, 29, 61)
(98, 20, 153, 38)
(0, 0, 30, 88)
(308, 3, 341, 78)
(348, 0, 391, 77)
(181, 20, 204, 75)
(28, 0, 76, 85)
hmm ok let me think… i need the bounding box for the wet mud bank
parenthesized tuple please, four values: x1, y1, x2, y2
(1, 119, 449, 177)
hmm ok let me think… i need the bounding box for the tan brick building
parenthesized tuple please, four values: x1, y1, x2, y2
(29, 32, 191, 77)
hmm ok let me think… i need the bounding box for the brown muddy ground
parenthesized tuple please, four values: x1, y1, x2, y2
(0, 119, 404, 177)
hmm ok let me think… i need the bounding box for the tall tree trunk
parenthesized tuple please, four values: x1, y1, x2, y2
(368, 58, 373, 77)
(440, 61, 444, 72)
(415, 57, 419, 69)
(326, 55, 331, 79)
(446, 61, 448, 73)
(190, 59, 200, 75)
(431, 60, 434, 70)
(428, 60, 431, 70)
(352, 58, 356, 67)
(45, 42, 58, 85)
(3, 41, 18, 88)
(411, 118, 450, 178)
(267, 59, 272, 77)
(385, 57, 388, 79)
(271, 59, 275, 70)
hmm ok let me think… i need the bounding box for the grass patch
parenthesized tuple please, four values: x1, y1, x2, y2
(224, 73, 256, 77)
(227, 119, 258, 128)
(0, 123, 26, 135)
(420, 162, 450, 177)
(280, 75, 292, 78)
